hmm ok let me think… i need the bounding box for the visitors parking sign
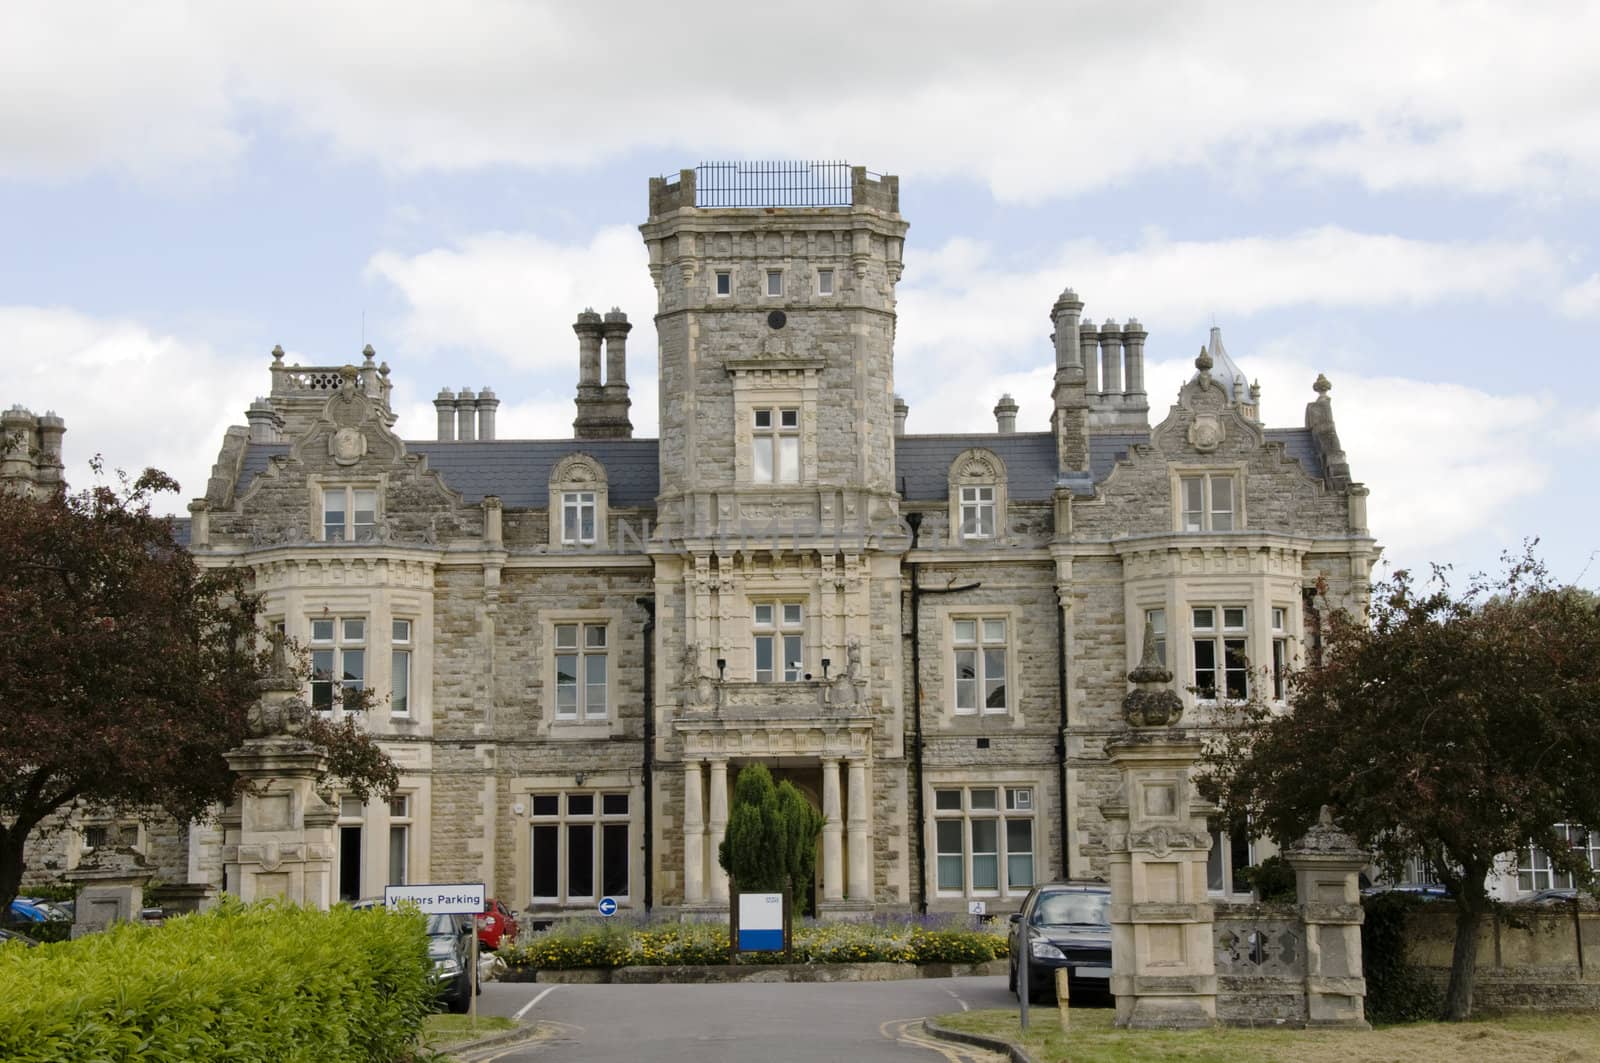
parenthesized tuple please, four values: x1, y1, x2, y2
(382, 883, 486, 914)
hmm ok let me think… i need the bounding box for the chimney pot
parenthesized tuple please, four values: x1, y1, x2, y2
(456, 387, 477, 442)
(893, 395, 909, 436)
(994, 393, 1019, 434)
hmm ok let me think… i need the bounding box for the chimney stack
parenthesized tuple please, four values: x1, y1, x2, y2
(599, 307, 633, 438)
(477, 387, 499, 441)
(1079, 319, 1100, 394)
(1099, 319, 1123, 395)
(573, 308, 606, 438)
(1123, 317, 1147, 397)
(994, 394, 1018, 434)
(435, 388, 456, 440)
(456, 387, 477, 442)
(246, 398, 281, 443)
(893, 395, 909, 436)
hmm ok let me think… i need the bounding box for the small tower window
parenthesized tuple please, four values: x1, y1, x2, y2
(817, 268, 834, 296)
(715, 270, 731, 297)
(766, 270, 783, 297)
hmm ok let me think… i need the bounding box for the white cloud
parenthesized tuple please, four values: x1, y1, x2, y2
(7, 2, 1600, 201)
(369, 226, 661, 436)
(1560, 274, 1600, 318)
(0, 306, 258, 512)
(894, 226, 1564, 436)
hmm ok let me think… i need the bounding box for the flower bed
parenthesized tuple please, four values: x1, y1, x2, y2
(500, 915, 1008, 971)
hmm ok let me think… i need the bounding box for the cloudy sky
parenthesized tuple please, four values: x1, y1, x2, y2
(3, 1, 1596, 584)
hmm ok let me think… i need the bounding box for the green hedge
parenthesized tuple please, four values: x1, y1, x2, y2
(501, 917, 1009, 970)
(0, 898, 434, 1062)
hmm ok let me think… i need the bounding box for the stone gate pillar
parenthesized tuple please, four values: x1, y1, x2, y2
(1104, 622, 1217, 1028)
(64, 847, 153, 938)
(1285, 808, 1369, 1028)
(219, 643, 338, 908)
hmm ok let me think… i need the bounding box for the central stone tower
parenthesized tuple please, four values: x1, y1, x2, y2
(640, 163, 911, 913)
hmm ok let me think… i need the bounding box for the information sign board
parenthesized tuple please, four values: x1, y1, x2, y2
(382, 882, 486, 915)
(737, 892, 784, 952)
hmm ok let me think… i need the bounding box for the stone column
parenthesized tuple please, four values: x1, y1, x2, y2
(846, 758, 870, 901)
(219, 644, 339, 909)
(64, 847, 153, 939)
(707, 758, 729, 904)
(822, 758, 844, 902)
(683, 760, 706, 904)
(1099, 320, 1124, 395)
(1286, 809, 1370, 1028)
(1104, 620, 1217, 1029)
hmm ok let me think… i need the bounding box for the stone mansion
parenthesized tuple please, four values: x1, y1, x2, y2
(17, 164, 1381, 917)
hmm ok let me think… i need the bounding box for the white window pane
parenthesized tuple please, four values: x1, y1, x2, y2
(1211, 476, 1233, 513)
(392, 620, 410, 643)
(312, 620, 335, 642)
(556, 624, 578, 649)
(343, 618, 365, 643)
(970, 788, 997, 810)
(556, 655, 578, 716)
(340, 797, 364, 818)
(953, 620, 977, 643)
(753, 437, 773, 482)
(586, 625, 608, 648)
(716, 271, 731, 295)
(934, 789, 962, 811)
(388, 825, 408, 886)
(767, 271, 782, 296)
(984, 649, 1007, 710)
(585, 655, 608, 717)
(754, 604, 773, 626)
(777, 436, 799, 482)
(342, 650, 364, 688)
(580, 507, 595, 542)
(783, 635, 802, 681)
(563, 506, 579, 543)
(782, 603, 802, 626)
(780, 409, 798, 428)
(982, 619, 1006, 643)
(754, 409, 772, 429)
(755, 636, 774, 681)
(1192, 608, 1214, 630)
(392, 650, 409, 716)
(1272, 607, 1286, 631)
(1147, 609, 1165, 635)
(1223, 608, 1246, 630)
(818, 269, 833, 295)
(956, 648, 977, 711)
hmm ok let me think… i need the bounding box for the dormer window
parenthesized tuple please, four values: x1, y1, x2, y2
(563, 491, 598, 545)
(548, 454, 609, 549)
(959, 485, 995, 539)
(323, 487, 378, 542)
(1179, 473, 1236, 532)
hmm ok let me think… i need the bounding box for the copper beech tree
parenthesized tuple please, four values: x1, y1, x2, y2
(0, 465, 397, 917)
(1202, 551, 1600, 1021)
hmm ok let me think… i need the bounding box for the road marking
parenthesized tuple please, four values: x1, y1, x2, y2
(468, 1021, 583, 1061)
(880, 1018, 1004, 1062)
(941, 984, 972, 1011)
(512, 984, 560, 1021)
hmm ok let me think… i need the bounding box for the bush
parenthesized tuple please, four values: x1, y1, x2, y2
(1361, 892, 1444, 1023)
(0, 898, 434, 1062)
(500, 915, 1007, 970)
(1236, 855, 1297, 902)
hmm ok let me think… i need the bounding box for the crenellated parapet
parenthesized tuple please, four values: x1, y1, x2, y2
(0, 404, 66, 498)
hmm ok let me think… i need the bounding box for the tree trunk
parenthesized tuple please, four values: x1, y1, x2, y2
(0, 825, 28, 920)
(1443, 872, 1490, 1021)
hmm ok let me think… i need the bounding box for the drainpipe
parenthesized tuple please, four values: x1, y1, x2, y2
(1057, 593, 1071, 880)
(906, 513, 927, 915)
(904, 511, 982, 913)
(637, 596, 656, 912)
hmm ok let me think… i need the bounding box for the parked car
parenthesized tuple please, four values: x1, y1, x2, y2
(351, 900, 477, 1013)
(17, 898, 72, 922)
(0, 926, 39, 948)
(425, 912, 478, 1013)
(476, 897, 520, 951)
(1360, 884, 1451, 901)
(1008, 883, 1113, 1003)
(6, 899, 52, 923)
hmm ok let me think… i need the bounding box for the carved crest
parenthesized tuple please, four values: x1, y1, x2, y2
(330, 426, 367, 465)
(1187, 413, 1224, 452)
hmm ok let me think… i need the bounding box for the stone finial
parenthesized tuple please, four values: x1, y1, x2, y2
(1313, 373, 1332, 396)
(361, 344, 376, 366)
(1195, 345, 1214, 373)
(1249, 379, 1262, 403)
(1122, 618, 1185, 727)
(1285, 804, 1362, 855)
(271, 344, 285, 364)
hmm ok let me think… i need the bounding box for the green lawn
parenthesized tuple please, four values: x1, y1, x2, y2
(420, 1013, 518, 1049)
(936, 1007, 1600, 1063)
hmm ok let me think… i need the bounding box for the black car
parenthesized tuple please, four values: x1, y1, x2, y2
(1008, 883, 1112, 1003)
(425, 912, 478, 1014)
(352, 901, 477, 1012)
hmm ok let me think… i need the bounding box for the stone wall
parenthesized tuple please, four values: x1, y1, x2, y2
(1404, 904, 1600, 1009)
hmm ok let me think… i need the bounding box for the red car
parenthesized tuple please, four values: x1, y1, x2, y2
(476, 898, 519, 950)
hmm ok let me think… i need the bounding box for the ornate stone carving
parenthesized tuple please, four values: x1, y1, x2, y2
(1285, 805, 1362, 856)
(329, 426, 367, 465)
(1123, 618, 1184, 727)
(1187, 413, 1224, 452)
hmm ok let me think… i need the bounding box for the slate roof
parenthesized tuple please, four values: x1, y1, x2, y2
(233, 427, 1325, 509)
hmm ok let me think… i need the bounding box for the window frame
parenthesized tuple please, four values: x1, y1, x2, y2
(319, 483, 382, 543)
(959, 485, 996, 540)
(930, 783, 1038, 899)
(714, 269, 732, 297)
(952, 616, 1010, 715)
(547, 454, 609, 549)
(391, 619, 413, 719)
(1191, 604, 1250, 702)
(946, 449, 1008, 546)
(529, 789, 633, 906)
(753, 600, 806, 682)
(310, 614, 367, 715)
(1519, 825, 1600, 892)
(765, 269, 783, 297)
(750, 407, 801, 485)
(561, 490, 599, 546)
(816, 267, 834, 297)
(1173, 468, 1244, 533)
(387, 793, 412, 887)
(553, 621, 611, 722)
